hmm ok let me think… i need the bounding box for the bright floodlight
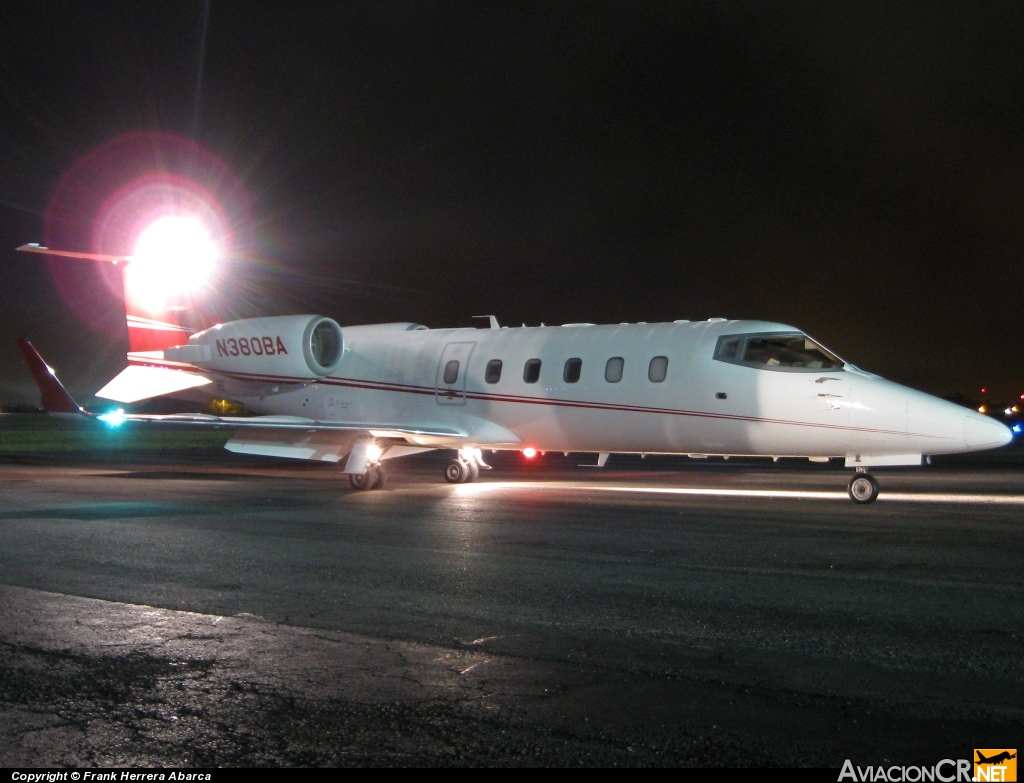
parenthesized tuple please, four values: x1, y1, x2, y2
(127, 215, 219, 311)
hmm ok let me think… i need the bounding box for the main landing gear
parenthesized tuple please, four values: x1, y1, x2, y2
(444, 447, 488, 484)
(847, 469, 879, 504)
(349, 463, 386, 491)
(444, 459, 479, 483)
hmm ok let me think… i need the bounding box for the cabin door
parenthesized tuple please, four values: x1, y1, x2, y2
(436, 342, 476, 406)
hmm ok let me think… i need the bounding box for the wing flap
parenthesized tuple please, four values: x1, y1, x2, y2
(225, 428, 357, 462)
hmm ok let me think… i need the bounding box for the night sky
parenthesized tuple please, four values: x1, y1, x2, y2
(2, 2, 1023, 405)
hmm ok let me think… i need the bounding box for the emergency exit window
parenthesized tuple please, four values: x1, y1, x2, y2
(443, 360, 459, 385)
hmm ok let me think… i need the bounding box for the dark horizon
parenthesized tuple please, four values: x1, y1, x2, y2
(2, 3, 1023, 405)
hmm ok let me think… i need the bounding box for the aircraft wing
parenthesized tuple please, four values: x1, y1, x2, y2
(17, 338, 464, 442)
(94, 411, 464, 439)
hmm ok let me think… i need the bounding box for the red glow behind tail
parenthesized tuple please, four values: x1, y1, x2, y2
(119, 261, 196, 353)
(125, 312, 195, 352)
(17, 243, 199, 356)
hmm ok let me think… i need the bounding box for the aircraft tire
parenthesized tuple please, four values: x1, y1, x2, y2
(370, 464, 386, 489)
(444, 459, 470, 483)
(349, 471, 372, 491)
(847, 473, 879, 504)
(466, 461, 480, 483)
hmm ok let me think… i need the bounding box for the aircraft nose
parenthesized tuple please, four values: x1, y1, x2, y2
(964, 411, 1013, 450)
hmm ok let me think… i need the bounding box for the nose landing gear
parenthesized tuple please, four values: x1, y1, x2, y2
(847, 470, 879, 504)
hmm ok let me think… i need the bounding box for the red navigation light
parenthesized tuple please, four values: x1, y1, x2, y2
(981, 388, 988, 395)
(522, 448, 538, 459)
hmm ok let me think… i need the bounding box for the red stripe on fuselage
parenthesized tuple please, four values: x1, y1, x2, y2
(127, 358, 931, 439)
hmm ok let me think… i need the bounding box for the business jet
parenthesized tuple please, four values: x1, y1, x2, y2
(15, 242, 1012, 504)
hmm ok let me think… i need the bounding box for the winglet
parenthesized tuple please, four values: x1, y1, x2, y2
(16, 339, 89, 416)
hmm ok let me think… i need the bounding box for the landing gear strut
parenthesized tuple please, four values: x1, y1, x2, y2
(350, 463, 386, 491)
(847, 470, 879, 504)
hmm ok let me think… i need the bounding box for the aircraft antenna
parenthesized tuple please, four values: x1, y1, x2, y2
(472, 315, 500, 330)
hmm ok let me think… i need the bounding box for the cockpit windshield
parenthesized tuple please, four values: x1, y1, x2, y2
(714, 333, 844, 372)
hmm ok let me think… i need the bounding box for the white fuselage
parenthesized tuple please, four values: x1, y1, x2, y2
(218, 319, 1010, 463)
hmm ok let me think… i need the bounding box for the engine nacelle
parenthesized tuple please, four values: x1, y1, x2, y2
(168, 315, 344, 379)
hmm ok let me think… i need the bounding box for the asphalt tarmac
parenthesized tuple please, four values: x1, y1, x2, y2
(0, 448, 1022, 767)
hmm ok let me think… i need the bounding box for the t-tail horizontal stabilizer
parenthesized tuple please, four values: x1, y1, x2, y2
(16, 339, 90, 418)
(95, 364, 212, 403)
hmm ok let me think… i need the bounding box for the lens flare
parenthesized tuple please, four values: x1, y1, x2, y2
(43, 131, 250, 332)
(126, 216, 220, 312)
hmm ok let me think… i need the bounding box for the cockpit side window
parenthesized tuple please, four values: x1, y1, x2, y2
(714, 333, 844, 372)
(717, 337, 740, 360)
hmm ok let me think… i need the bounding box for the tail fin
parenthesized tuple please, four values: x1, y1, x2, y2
(17, 243, 195, 354)
(16, 339, 89, 417)
(124, 312, 195, 353)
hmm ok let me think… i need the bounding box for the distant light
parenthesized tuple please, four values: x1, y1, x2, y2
(522, 447, 537, 459)
(97, 409, 126, 427)
(981, 387, 988, 394)
(1014, 406, 1021, 414)
(978, 405, 988, 414)
(1013, 424, 1023, 436)
(1005, 408, 1014, 417)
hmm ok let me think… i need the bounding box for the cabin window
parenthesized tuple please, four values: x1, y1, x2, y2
(443, 360, 459, 385)
(605, 356, 624, 383)
(648, 356, 668, 383)
(714, 333, 845, 372)
(563, 358, 582, 383)
(485, 359, 503, 384)
(523, 358, 541, 383)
